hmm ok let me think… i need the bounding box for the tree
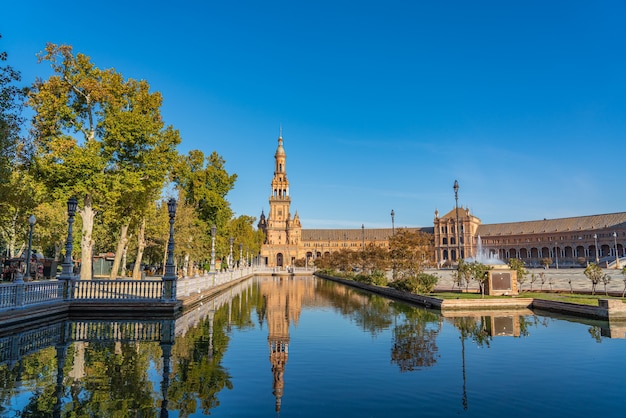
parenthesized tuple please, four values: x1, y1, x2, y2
(101, 76, 180, 279)
(0, 34, 26, 188)
(29, 44, 121, 279)
(29, 44, 181, 280)
(174, 150, 237, 231)
(507, 258, 528, 291)
(601, 272, 611, 296)
(469, 261, 492, 298)
(540, 258, 552, 269)
(389, 228, 432, 281)
(455, 259, 473, 292)
(584, 263, 604, 295)
(0, 35, 40, 259)
(622, 266, 626, 298)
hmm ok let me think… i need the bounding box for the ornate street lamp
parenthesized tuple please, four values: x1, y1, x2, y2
(594, 233, 599, 264)
(229, 237, 234, 270)
(614, 232, 621, 268)
(453, 180, 461, 261)
(24, 214, 36, 281)
(391, 210, 395, 236)
(162, 198, 178, 301)
(210, 225, 217, 273)
(59, 197, 78, 283)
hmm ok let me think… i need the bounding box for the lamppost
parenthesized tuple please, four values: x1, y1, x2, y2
(24, 215, 36, 281)
(613, 232, 621, 268)
(210, 225, 216, 273)
(361, 224, 365, 272)
(239, 243, 243, 269)
(390, 209, 396, 280)
(162, 198, 178, 301)
(555, 242, 559, 269)
(229, 237, 234, 270)
(594, 233, 599, 264)
(453, 180, 461, 262)
(59, 197, 78, 283)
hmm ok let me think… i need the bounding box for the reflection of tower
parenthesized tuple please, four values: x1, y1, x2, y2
(261, 277, 310, 413)
(269, 331, 289, 413)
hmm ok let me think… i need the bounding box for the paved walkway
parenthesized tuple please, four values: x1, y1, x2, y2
(427, 267, 626, 294)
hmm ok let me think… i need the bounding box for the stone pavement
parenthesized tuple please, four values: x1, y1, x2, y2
(426, 267, 626, 294)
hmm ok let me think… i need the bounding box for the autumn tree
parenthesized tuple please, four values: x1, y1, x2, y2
(29, 44, 180, 280)
(29, 44, 120, 279)
(100, 76, 180, 279)
(389, 228, 433, 281)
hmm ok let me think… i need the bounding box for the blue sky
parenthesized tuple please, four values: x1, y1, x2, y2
(3, 1, 626, 229)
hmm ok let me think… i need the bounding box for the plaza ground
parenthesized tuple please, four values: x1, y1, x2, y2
(428, 267, 626, 294)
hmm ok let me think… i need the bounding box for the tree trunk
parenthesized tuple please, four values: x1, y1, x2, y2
(183, 253, 190, 278)
(79, 195, 95, 280)
(109, 223, 130, 280)
(132, 218, 146, 280)
(121, 242, 128, 277)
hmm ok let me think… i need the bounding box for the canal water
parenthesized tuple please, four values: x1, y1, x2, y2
(1, 275, 625, 417)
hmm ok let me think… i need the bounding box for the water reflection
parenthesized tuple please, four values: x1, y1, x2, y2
(0, 276, 624, 417)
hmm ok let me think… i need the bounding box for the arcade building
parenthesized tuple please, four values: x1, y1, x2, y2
(258, 135, 626, 268)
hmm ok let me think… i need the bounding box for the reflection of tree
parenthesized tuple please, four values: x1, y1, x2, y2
(391, 304, 441, 372)
(588, 326, 602, 343)
(69, 341, 157, 416)
(314, 280, 394, 336)
(0, 347, 58, 416)
(169, 302, 236, 416)
(168, 284, 259, 416)
(451, 316, 493, 411)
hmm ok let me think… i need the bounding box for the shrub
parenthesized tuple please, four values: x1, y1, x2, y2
(389, 273, 438, 294)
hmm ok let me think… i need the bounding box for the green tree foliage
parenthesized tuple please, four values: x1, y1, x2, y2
(0, 35, 26, 188)
(389, 272, 438, 294)
(454, 259, 473, 291)
(174, 150, 237, 231)
(29, 44, 181, 279)
(584, 263, 604, 295)
(469, 261, 492, 298)
(0, 36, 42, 258)
(507, 258, 528, 290)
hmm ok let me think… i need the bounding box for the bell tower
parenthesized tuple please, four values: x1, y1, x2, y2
(259, 132, 302, 267)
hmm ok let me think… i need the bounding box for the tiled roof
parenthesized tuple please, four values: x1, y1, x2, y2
(302, 227, 434, 241)
(477, 212, 626, 236)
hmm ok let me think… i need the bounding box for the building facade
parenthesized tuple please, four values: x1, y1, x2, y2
(259, 135, 625, 268)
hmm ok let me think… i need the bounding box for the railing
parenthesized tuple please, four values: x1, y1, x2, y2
(72, 279, 163, 301)
(0, 281, 64, 309)
(0, 266, 267, 312)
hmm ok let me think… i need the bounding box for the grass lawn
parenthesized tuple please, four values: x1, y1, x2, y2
(430, 291, 626, 306)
